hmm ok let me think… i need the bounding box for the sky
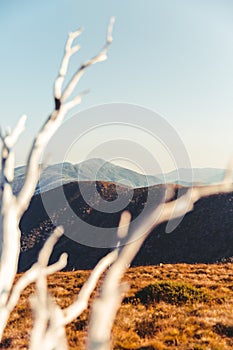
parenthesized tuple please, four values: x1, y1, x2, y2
(0, 0, 233, 173)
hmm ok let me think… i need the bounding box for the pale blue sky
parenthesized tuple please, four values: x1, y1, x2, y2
(1, 0, 233, 171)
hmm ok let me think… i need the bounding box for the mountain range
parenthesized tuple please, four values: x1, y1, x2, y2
(12, 158, 229, 195)
(6, 157, 232, 273)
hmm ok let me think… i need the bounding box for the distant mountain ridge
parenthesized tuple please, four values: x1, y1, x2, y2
(12, 158, 161, 194)
(156, 168, 227, 186)
(12, 158, 229, 195)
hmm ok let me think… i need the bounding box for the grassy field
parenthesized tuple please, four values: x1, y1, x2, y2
(2, 263, 233, 349)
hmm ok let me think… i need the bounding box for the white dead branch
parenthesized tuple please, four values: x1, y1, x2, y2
(17, 16, 115, 217)
(0, 115, 28, 309)
(0, 225, 117, 348)
(29, 226, 68, 350)
(0, 226, 67, 340)
(0, 18, 114, 343)
(87, 174, 233, 350)
(28, 228, 118, 350)
(61, 250, 118, 326)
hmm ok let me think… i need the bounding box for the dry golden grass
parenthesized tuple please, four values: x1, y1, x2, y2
(2, 263, 233, 349)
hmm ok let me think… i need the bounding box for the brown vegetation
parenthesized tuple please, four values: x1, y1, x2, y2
(2, 263, 233, 349)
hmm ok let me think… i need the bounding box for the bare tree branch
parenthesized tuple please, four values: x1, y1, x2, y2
(41, 295, 68, 350)
(17, 16, 114, 217)
(4, 115, 27, 150)
(62, 250, 118, 325)
(61, 17, 115, 103)
(0, 226, 67, 340)
(0, 115, 26, 309)
(54, 28, 83, 100)
(0, 19, 115, 344)
(29, 227, 68, 350)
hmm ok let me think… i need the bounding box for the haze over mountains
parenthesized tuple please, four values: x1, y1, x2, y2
(12, 158, 228, 195)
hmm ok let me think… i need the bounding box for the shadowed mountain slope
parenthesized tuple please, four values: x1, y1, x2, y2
(18, 180, 233, 272)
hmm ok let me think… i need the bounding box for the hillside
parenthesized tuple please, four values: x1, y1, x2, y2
(2, 263, 233, 349)
(18, 180, 233, 272)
